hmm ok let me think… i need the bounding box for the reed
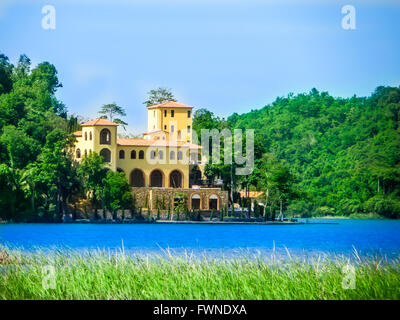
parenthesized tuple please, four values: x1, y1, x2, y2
(0, 247, 399, 300)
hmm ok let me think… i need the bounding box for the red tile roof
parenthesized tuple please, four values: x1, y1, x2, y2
(73, 131, 82, 136)
(147, 101, 194, 109)
(117, 138, 201, 149)
(81, 118, 119, 127)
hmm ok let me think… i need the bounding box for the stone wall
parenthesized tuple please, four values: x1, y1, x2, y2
(131, 187, 228, 211)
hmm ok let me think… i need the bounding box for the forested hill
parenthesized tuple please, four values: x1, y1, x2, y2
(228, 87, 400, 217)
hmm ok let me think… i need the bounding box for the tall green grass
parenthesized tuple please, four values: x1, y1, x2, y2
(0, 247, 399, 300)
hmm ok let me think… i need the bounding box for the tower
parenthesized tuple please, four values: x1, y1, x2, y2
(144, 101, 193, 143)
(79, 118, 119, 171)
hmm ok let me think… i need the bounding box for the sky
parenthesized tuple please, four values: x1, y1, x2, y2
(1, 0, 399, 134)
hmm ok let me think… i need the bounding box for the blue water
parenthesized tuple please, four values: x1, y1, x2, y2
(1, 219, 400, 259)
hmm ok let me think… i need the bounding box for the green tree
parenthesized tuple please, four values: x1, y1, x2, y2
(98, 171, 131, 220)
(78, 152, 108, 219)
(98, 103, 128, 129)
(143, 87, 176, 107)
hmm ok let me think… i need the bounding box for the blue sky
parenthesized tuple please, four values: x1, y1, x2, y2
(1, 0, 399, 134)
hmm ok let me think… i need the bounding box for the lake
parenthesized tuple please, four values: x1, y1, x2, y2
(1, 219, 400, 259)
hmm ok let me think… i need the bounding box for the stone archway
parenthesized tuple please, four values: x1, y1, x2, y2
(150, 169, 163, 187)
(130, 169, 145, 187)
(169, 170, 183, 188)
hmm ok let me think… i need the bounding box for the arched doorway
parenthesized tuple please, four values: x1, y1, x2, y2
(169, 170, 183, 188)
(150, 169, 163, 187)
(189, 165, 202, 187)
(130, 169, 145, 187)
(209, 194, 219, 210)
(100, 128, 111, 145)
(191, 194, 201, 210)
(100, 148, 111, 162)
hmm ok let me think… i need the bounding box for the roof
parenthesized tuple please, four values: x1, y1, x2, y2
(81, 118, 119, 127)
(147, 101, 194, 109)
(73, 131, 82, 137)
(117, 138, 201, 149)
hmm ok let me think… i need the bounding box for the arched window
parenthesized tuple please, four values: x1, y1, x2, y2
(76, 148, 81, 159)
(84, 149, 87, 157)
(159, 150, 163, 160)
(130, 169, 145, 187)
(191, 194, 201, 210)
(89, 149, 92, 154)
(170, 151, 175, 160)
(209, 194, 219, 210)
(170, 170, 182, 188)
(100, 148, 111, 162)
(177, 130, 181, 140)
(89, 132, 92, 140)
(119, 150, 125, 159)
(131, 150, 136, 159)
(177, 151, 183, 160)
(84, 132, 87, 140)
(150, 170, 163, 187)
(150, 150, 156, 159)
(100, 128, 111, 145)
(139, 150, 144, 159)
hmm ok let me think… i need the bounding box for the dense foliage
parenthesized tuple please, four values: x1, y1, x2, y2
(0, 53, 133, 222)
(193, 87, 400, 218)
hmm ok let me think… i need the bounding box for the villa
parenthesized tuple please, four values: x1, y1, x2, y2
(72, 101, 228, 212)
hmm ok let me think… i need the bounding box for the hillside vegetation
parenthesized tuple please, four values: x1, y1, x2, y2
(226, 87, 400, 218)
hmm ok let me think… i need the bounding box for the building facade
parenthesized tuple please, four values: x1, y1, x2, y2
(72, 101, 228, 211)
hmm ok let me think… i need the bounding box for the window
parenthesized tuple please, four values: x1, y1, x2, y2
(119, 150, 125, 159)
(130, 169, 145, 187)
(171, 110, 174, 117)
(150, 150, 156, 159)
(139, 150, 144, 159)
(150, 170, 163, 187)
(100, 148, 111, 162)
(164, 125, 167, 130)
(171, 125, 174, 133)
(84, 132, 87, 140)
(187, 125, 191, 133)
(153, 110, 155, 117)
(84, 149, 87, 157)
(178, 151, 183, 160)
(187, 110, 191, 118)
(164, 110, 167, 117)
(170, 151, 175, 160)
(159, 150, 163, 159)
(76, 148, 81, 158)
(131, 150, 136, 159)
(170, 170, 182, 188)
(100, 128, 111, 145)
(89, 132, 92, 140)
(89, 149, 92, 154)
(178, 130, 181, 140)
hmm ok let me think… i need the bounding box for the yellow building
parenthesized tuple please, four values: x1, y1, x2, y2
(72, 101, 228, 211)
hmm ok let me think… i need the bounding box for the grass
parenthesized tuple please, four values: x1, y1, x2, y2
(0, 247, 399, 300)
